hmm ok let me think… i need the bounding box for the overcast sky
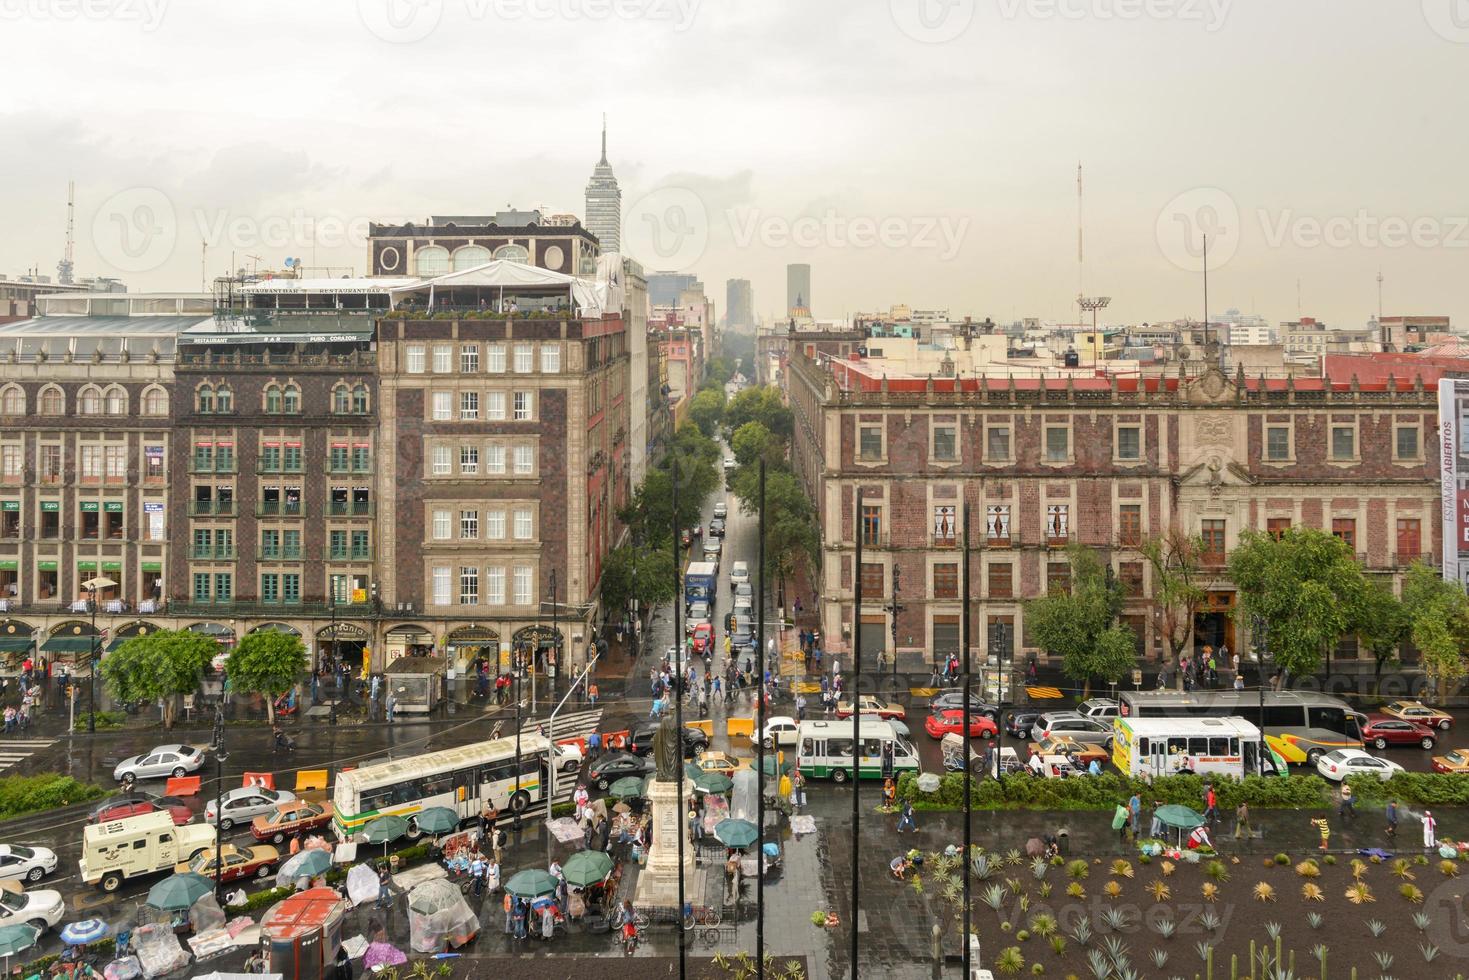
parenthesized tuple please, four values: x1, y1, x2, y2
(4, 0, 1467, 329)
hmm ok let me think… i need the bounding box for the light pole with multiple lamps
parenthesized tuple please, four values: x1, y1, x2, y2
(209, 704, 228, 901)
(81, 576, 115, 734)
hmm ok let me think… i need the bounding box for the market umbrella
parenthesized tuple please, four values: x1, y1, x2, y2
(693, 771, 733, 794)
(759, 755, 794, 777)
(1153, 804, 1207, 846)
(607, 777, 646, 800)
(362, 815, 410, 845)
(0, 924, 38, 969)
(278, 848, 333, 884)
(364, 941, 408, 969)
(146, 872, 213, 912)
(408, 878, 464, 915)
(561, 850, 613, 888)
(414, 807, 459, 836)
(714, 818, 759, 849)
(59, 918, 109, 946)
(504, 869, 559, 899)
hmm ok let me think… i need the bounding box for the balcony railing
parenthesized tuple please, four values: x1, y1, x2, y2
(191, 459, 236, 474)
(190, 501, 236, 517)
(931, 533, 957, 549)
(328, 501, 374, 517)
(260, 546, 305, 561)
(986, 535, 1011, 548)
(256, 502, 304, 517)
(256, 459, 304, 474)
(1393, 552, 1434, 567)
(168, 599, 373, 618)
(1046, 532, 1073, 548)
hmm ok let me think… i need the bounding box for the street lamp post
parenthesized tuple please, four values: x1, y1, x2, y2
(548, 569, 558, 698)
(886, 565, 902, 681)
(1253, 613, 1268, 776)
(81, 576, 116, 734)
(210, 704, 227, 901)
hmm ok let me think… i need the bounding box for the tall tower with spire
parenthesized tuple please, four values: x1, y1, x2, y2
(584, 114, 621, 253)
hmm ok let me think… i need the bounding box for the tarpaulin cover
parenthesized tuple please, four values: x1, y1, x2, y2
(189, 893, 225, 934)
(406, 879, 479, 953)
(132, 923, 189, 979)
(730, 769, 758, 822)
(346, 864, 380, 908)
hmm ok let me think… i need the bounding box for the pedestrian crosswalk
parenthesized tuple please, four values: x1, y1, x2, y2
(1025, 686, 1065, 699)
(0, 739, 54, 773)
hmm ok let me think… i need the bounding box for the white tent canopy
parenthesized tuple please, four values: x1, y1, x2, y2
(387, 260, 610, 318)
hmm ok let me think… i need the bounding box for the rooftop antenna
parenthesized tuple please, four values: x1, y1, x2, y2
(57, 181, 76, 285)
(600, 112, 608, 165)
(1076, 161, 1084, 309)
(1078, 296, 1112, 368)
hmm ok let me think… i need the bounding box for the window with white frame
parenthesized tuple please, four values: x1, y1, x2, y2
(1046, 504, 1070, 540)
(432, 445, 451, 475)
(432, 509, 451, 540)
(486, 566, 505, 605)
(986, 504, 1011, 542)
(105, 445, 126, 479)
(1044, 426, 1070, 462)
(432, 391, 452, 420)
(513, 344, 534, 373)
(512, 566, 532, 605)
(432, 344, 452, 373)
(986, 426, 1011, 461)
(459, 566, 479, 604)
(513, 508, 533, 540)
(1, 445, 19, 478)
(513, 445, 534, 475)
(487, 444, 507, 474)
(1265, 425, 1291, 461)
(460, 391, 479, 420)
(540, 344, 561, 373)
(486, 509, 506, 539)
(432, 566, 451, 604)
(1395, 424, 1421, 461)
(460, 509, 478, 538)
(932, 424, 957, 462)
(513, 391, 532, 421)
(460, 344, 479, 373)
(1116, 424, 1141, 461)
(486, 344, 506, 373)
(80, 445, 102, 479)
(487, 391, 506, 420)
(406, 344, 426, 374)
(460, 446, 479, 475)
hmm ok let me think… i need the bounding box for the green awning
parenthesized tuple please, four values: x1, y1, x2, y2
(40, 502, 59, 512)
(80, 502, 99, 513)
(0, 639, 33, 654)
(0, 502, 16, 512)
(141, 562, 162, 572)
(104, 502, 123, 512)
(36, 561, 56, 571)
(0, 561, 15, 571)
(40, 636, 100, 654)
(102, 562, 122, 571)
(104, 637, 129, 653)
(76, 562, 97, 572)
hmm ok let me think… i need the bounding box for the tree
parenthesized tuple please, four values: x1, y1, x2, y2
(729, 466, 818, 609)
(1139, 530, 1207, 669)
(729, 421, 786, 473)
(226, 630, 309, 724)
(1023, 545, 1133, 698)
(100, 628, 217, 729)
(704, 356, 736, 387)
(687, 387, 725, 439)
(1227, 527, 1370, 680)
(619, 437, 719, 544)
(1400, 561, 1469, 697)
(1356, 578, 1411, 693)
(599, 545, 677, 622)
(723, 386, 792, 441)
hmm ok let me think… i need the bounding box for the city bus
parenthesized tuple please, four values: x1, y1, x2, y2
(797, 719, 920, 781)
(1111, 716, 1288, 780)
(1116, 690, 1363, 765)
(332, 733, 557, 840)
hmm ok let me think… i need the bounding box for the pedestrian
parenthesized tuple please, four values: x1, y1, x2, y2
(1311, 816, 1331, 852)
(795, 694, 806, 721)
(1128, 792, 1141, 832)
(897, 799, 916, 833)
(1233, 673, 1244, 692)
(688, 806, 702, 843)
(1424, 810, 1438, 850)
(386, 691, 396, 723)
(481, 801, 498, 840)
(470, 853, 486, 897)
(375, 868, 393, 909)
(1149, 800, 1164, 839)
(1386, 799, 1399, 839)
(980, 741, 995, 779)
(889, 855, 911, 880)
(1202, 783, 1217, 825)
(1339, 781, 1356, 821)
(1112, 803, 1130, 842)
(1233, 801, 1251, 840)
(503, 892, 514, 934)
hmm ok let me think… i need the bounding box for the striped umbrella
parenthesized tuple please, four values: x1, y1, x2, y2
(59, 919, 109, 946)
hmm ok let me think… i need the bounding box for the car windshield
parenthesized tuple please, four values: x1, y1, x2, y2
(4, 847, 32, 860)
(1322, 751, 1347, 763)
(1453, 752, 1469, 763)
(0, 892, 24, 912)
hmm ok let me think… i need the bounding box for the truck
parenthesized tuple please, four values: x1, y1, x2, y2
(79, 810, 217, 893)
(684, 561, 718, 612)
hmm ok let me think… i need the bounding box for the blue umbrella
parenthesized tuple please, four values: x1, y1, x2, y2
(59, 919, 109, 946)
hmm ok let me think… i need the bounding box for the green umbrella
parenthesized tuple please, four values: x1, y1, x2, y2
(684, 762, 703, 780)
(362, 815, 410, 845)
(607, 777, 646, 800)
(0, 924, 39, 959)
(414, 807, 459, 835)
(714, 818, 758, 849)
(693, 771, 733, 794)
(759, 755, 794, 777)
(1153, 804, 1205, 830)
(505, 868, 560, 898)
(146, 872, 214, 912)
(562, 850, 614, 888)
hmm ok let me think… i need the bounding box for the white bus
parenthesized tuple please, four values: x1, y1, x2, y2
(797, 719, 920, 782)
(1110, 717, 1287, 781)
(333, 734, 563, 840)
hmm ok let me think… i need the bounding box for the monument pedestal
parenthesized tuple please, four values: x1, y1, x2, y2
(634, 777, 696, 910)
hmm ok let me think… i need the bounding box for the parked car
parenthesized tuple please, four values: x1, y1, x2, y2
(251, 800, 335, 844)
(729, 616, 755, 652)
(1029, 736, 1110, 768)
(753, 716, 799, 750)
(693, 751, 751, 775)
(175, 844, 281, 882)
(0, 886, 64, 931)
(1004, 709, 1042, 739)
(685, 602, 711, 633)
(628, 721, 708, 758)
(0, 845, 57, 883)
(1076, 698, 1119, 721)
(835, 695, 906, 721)
(709, 517, 726, 537)
(587, 752, 656, 790)
(1030, 714, 1112, 748)
(729, 561, 750, 589)
(928, 692, 1000, 718)
(713, 502, 728, 519)
(90, 794, 193, 827)
(732, 582, 754, 608)
(1380, 700, 1453, 731)
(113, 744, 206, 786)
(205, 787, 299, 832)
(925, 710, 998, 739)
(1432, 749, 1469, 774)
(1315, 749, 1405, 782)
(1360, 716, 1437, 750)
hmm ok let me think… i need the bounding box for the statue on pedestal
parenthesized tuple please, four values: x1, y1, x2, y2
(653, 713, 681, 782)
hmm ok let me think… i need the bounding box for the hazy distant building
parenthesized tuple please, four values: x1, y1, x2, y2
(1381, 315, 1454, 350)
(725, 279, 753, 330)
(648, 272, 699, 308)
(786, 264, 811, 317)
(583, 118, 621, 253)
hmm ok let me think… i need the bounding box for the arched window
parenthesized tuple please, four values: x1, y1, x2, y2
(452, 245, 491, 271)
(78, 386, 102, 415)
(196, 385, 215, 414)
(215, 384, 233, 413)
(414, 245, 450, 277)
(283, 384, 301, 414)
(264, 384, 282, 414)
(39, 386, 63, 416)
(332, 385, 350, 414)
(0, 386, 23, 416)
(352, 384, 369, 414)
(104, 386, 127, 415)
(493, 244, 530, 264)
(142, 387, 168, 416)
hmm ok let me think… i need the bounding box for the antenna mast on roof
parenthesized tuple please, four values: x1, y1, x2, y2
(1076, 161, 1084, 307)
(57, 181, 76, 285)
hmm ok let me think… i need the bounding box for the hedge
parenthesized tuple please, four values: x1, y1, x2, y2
(72, 710, 127, 732)
(1343, 772, 1469, 807)
(895, 771, 1334, 812)
(0, 773, 110, 819)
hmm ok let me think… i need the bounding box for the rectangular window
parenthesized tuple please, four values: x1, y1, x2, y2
(860, 562, 884, 595)
(214, 573, 232, 601)
(432, 510, 451, 540)
(486, 567, 505, 604)
(513, 344, 534, 373)
(988, 563, 1013, 598)
(1118, 504, 1142, 547)
(193, 528, 211, 558)
(432, 445, 451, 476)
(487, 445, 507, 475)
(260, 529, 280, 558)
(1331, 425, 1356, 460)
(283, 530, 301, 559)
(460, 446, 479, 475)
(432, 344, 452, 373)
(1, 446, 20, 478)
(1397, 518, 1422, 560)
(1045, 427, 1069, 462)
(282, 573, 300, 602)
(486, 344, 506, 373)
(1116, 425, 1141, 461)
(40, 446, 61, 483)
(860, 505, 882, 545)
(1266, 517, 1291, 540)
(329, 530, 347, 560)
(933, 562, 959, 600)
(486, 392, 506, 421)
(513, 508, 533, 540)
(283, 444, 302, 471)
(513, 391, 532, 421)
(985, 505, 1010, 544)
(82, 445, 102, 479)
(432, 392, 452, 421)
(1201, 519, 1227, 562)
(932, 425, 957, 461)
(1047, 561, 1071, 594)
(460, 510, 478, 539)
(512, 566, 532, 605)
(432, 566, 451, 605)
(261, 574, 279, 603)
(540, 344, 561, 373)
(460, 344, 479, 373)
(352, 445, 371, 471)
(406, 344, 426, 374)
(144, 445, 165, 481)
(105, 445, 127, 479)
(858, 426, 883, 461)
(459, 566, 478, 604)
(1332, 518, 1356, 550)
(513, 446, 533, 475)
(933, 505, 957, 544)
(260, 443, 281, 472)
(460, 392, 479, 420)
(1395, 426, 1420, 460)
(329, 445, 349, 472)
(192, 573, 210, 602)
(1119, 561, 1144, 595)
(485, 509, 506, 540)
(986, 427, 1011, 461)
(1045, 504, 1069, 544)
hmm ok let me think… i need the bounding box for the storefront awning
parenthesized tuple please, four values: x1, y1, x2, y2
(40, 636, 100, 654)
(0, 639, 33, 654)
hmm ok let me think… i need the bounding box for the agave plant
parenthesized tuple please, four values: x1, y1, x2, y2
(1204, 859, 1230, 882)
(1400, 883, 1425, 904)
(1067, 859, 1090, 880)
(1049, 934, 1066, 956)
(1375, 951, 1394, 971)
(982, 883, 1006, 910)
(1301, 883, 1325, 902)
(973, 854, 997, 880)
(1347, 883, 1376, 905)
(1351, 858, 1369, 879)
(1306, 911, 1324, 928)
(1150, 949, 1170, 970)
(1031, 856, 1049, 880)
(1422, 943, 1440, 962)
(1028, 913, 1058, 938)
(1313, 944, 1329, 972)
(1195, 941, 1214, 963)
(995, 946, 1025, 976)
(1066, 882, 1086, 899)
(1101, 936, 1129, 965)
(1442, 859, 1461, 878)
(1201, 881, 1219, 902)
(1103, 880, 1123, 900)
(1160, 859, 1175, 877)
(1038, 881, 1052, 898)
(1413, 912, 1432, 932)
(1253, 881, 1276, 902)
(1265, 921, 1282, 941)
(1153, 919, 1176, 939)
(1006, 876, 1024, 895)
(1101, 907, 1133, 932)
(1086, 949, 1110, 980)
(1111, 859, 1134, 879)
(1366, 919, 1387, 937)
(1070, 917, 1093, 946)
(1199, 911, 1222, 933)
(1392, 858, 1416, 879)
(1295, 859, 1321, 878)
(1148, 880, 1171, 901)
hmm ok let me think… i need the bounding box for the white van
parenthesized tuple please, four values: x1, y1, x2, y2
(79, 811, 216, 893)
(797, 718, 919, 782)
(1111, 716, 1284, 781)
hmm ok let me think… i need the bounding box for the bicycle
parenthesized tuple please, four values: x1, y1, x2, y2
(682, 903, 721, 930)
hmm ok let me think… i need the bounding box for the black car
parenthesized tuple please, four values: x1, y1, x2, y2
(627, 722, 709, 758)
(928, 692, 1000, 718)
(587, 752, 656, 790)
(708, 518, 726, 537)
(1004, 709, 1042, 739)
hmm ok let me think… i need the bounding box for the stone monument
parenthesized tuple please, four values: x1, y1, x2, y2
(634, 716, 703, 909)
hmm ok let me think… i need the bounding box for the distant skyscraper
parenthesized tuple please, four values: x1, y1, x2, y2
(726, 279, 753, 329)
(786, 264, 811, 317)
(648, 272, 700, 308)
(584, 115, 621, 253)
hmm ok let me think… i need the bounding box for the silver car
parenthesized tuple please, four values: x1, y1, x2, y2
(1031, 714, 1113, 747)
(113, 744, 206, 786)
(206, 787, 298, 831)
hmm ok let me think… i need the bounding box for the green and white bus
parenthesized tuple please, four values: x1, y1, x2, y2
(797, 719, 920, 781)
(1116, 690, 1363, 766)
(332, 734, 558, 840)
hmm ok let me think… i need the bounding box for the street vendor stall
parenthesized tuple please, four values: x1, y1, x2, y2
(384, 656, 447, 714)
(407, 878, 479, 952)
(260, 887, 345, 980)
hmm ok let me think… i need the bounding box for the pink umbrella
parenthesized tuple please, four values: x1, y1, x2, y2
(363, 942, 407, 969)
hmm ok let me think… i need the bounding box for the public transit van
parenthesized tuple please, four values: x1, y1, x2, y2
(79, 811, 216, 893)
(797, 719, 920, 781)
(1111, 716, 1286, 780)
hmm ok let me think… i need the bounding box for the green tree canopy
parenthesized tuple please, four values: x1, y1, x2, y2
(729, 421, 786, 471)
(618, 429, 720, 545)
(1227, 527, 1370, 679)
(687, 387, 725, 439)
(101, 628, 217, 729)
(1400, 561, 1469, 697)
(1024, 545, 1133, 698)
(599, 545, 678, 621)
(1356, 577, 1412, 691)
(225, 630, 309, 724)
(723, 386, 792, 441)
(704, 356, 736, 387)
(727, 464, 818, 607)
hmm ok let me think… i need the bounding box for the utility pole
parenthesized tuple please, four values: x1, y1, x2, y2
(850, 490, 862, 980)
(960, 502, 974, 976)
(671, 453, 687, 980)
(756, 458, 767, 978)
(886, 565, 903, 681)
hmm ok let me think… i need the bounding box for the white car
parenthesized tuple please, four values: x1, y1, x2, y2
(1315, 749, 1405, 782)
(754, 716, 799, 750)
(0, 886, 64, 931)
(729, 562, 750, 589)
(206, 787, 298, 831)
(113, 744, 206, 786)
(713, 502, 728, 519)
(685, 602, 711, 634)
(1077, 698, 1119, 720)
(0, 845, 57, 884)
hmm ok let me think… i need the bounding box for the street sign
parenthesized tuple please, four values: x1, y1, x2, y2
(1131, 669, 1143, 687)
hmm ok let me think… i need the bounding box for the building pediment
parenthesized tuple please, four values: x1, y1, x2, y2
(1183, 367, 1238, 405)
(1178, 456, 1255, 496)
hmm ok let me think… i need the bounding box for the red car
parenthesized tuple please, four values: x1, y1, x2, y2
(91, 794, 192, 826)
(1360, 715, 1437, 750)
(691, 623, 714, 655)
(925, 710, 999, 739)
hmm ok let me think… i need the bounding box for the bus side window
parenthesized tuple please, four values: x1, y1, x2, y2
(801, 739, 815, 756)
(1208, 737, 1230, 756)
(1228, 738, 1239, 756)
(1308, 707, 1347, 735)
(1136, 738, 1149, 755)
(1166, 737, 1187, 756)
(829, 738, 853, 758)
(1188, 737, 1208, 756)
(1264, 705, 1304, 729)
(862, 738, 882, 757)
